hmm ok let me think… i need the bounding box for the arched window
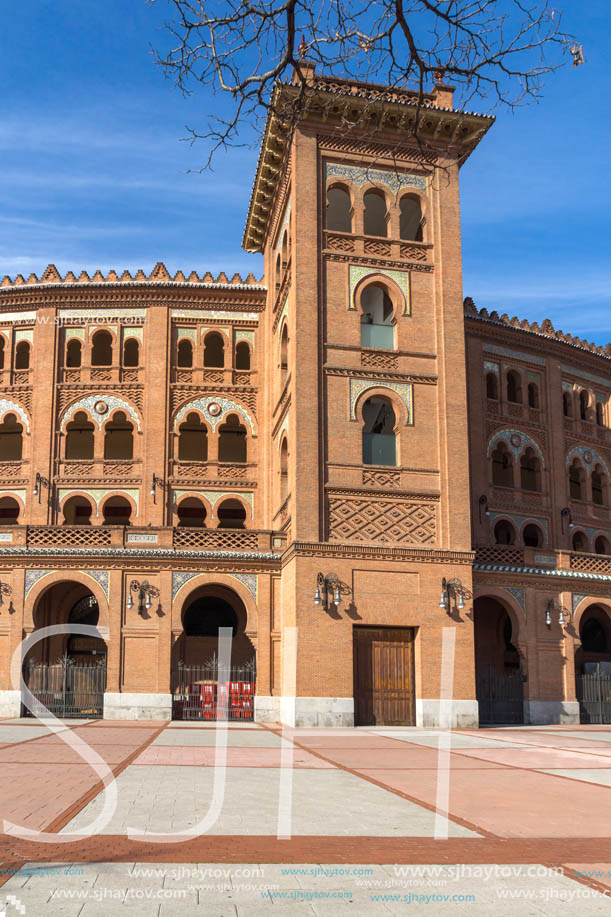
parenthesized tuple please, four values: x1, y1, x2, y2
(282, 231, 288, 268)
(178, 413, 208, 462)
(235, 341, 251, 371)
(91, 330, 113, 366)
(597, 402, 605, 427)
(326, 185, 352, 233)
(0, 337, 5, 370)
(280, 324, 288, 386)
(102, 496, 132, 526)
(177, 497, 207, 528)
(363, 189, 387, 237)
(491, 442, 513, 487)
(520, 447, 541, 492)
(123, 338, 139, 367)
(66, 339, 82, 368)
(580, 390, 590, 420)
(595, 535, 610, 555)
(177, 339, 193, 368)
(399, 195, 423, 241)
(494, 520, 516, 545)
(506, 370, 522, 404)
(0, 496, 19, 525)
(592, 464, 607, 506)
(62, 495, 93, 526)
(280, 439, 288, 503)
(486, 373, 498, 400)
(103, 411, 133, 460)
(203, 332, 224, 368)
(217, 498, 247, 529)
(218, 414, 247, 463)
(572, 530, 589, 553)
(527, 382, 540, 409)
(362, 396, 396, 466)
(65, 411, 94, 460)
(360, 283, 394, 349)
(569, 459, 586, 501)
(523, 523, 543, 547)
(15, 341, 30, 370)
(0, 414, 23, 461)
(563, 392, 573, 417)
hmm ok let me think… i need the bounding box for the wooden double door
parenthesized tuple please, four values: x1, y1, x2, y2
(354, 626, 416, 726)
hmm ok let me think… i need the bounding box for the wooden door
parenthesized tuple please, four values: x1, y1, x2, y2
(354, 626, 415, 726)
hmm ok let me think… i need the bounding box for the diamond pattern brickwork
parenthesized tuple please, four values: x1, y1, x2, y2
(328, 496, 436, 544)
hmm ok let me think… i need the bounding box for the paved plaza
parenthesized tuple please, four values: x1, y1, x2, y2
(0, 720, 610, 913)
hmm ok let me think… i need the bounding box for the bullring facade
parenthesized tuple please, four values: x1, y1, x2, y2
(0, 66, 609, 726)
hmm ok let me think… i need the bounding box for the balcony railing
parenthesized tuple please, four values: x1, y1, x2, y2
(360, 324, 394, 349)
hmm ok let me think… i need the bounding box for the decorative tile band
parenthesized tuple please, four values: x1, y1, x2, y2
(566, 445, 608, 476)
(572, 593, 590, 614)
(176, 326, 197, 342)
(484, 361, 499, 375)
(349, 378, 413, 424)
(325, 162, 427, 194)
(562, 365, 610, 390)
(174, 396, 255, 434)
(122, 326, 143, 342)
(60, 395, 142, 431)
(0, 312, 36, 324)
(235, 330, 255, 346)
(65, 327, 85, 341)
(484, 344, 545, 366)
(0, 399, 30, 432)
(171, 310, 259, 322)
(487, 429, 544, 466)
(505, 586, 526, 612)
(14, 328, 33, 344)
(349, 265, 409, 313)
(172, 571, 258, 603)
(24, 569, 54, 598)
(59, 309, 147, 321)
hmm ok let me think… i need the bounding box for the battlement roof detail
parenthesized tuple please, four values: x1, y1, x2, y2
(0, 262, 265, 291)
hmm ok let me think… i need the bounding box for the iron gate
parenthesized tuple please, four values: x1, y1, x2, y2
(476, 666, 524, 725)
(23, 657, 106, 718)
(172, 659, 256, 721)
(576, 668, 611, 724)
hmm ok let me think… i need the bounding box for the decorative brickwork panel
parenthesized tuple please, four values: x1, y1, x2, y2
(474, 545, 524, 566)
(63, 369, 81, 383)
(400, 243, 427, 262)
(121, 370, 139, 384)
(570, 552, 611, 574)
(217, 464, 249, 478)
(173, 529, 259, 551)
(328, 496, 436, 544)
(90, 369, 112, 383)
(27, 526, 112, 547)
(175, 462, 210, 478)
(326, 233, 356, 253)
(361, 351, 399, 371)
(102, 461, 135, 478)
(202, 370, 224, 384)
(0, 462, 24, 479)
(364, 239, 391, 257)
(176, 370, 193, 384)
(61, 461, 94, 477)
(13, 371, 30, 386)
(362, 470, 400, 488)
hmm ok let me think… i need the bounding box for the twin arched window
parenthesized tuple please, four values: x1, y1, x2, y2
(493, 519, 544, 548)
(176, 412, 247, 464)
(491, 440, 542, 492)
(326, 184, 424, 241)
(65, 411, 134, 461)
(62, 494, 133, 526)
(176, 496, 246, 529)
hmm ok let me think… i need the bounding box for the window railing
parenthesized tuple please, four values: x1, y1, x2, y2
(360, 324, 394, 349)
(362, 433, 396, 466)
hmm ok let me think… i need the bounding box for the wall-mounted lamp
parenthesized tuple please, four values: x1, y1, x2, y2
(546, 597, 571, 629)
(478, 495, 490, 523)
(439, 577, 467, 613)
(32, 472, 49, 502)
(150, 473, 164, 504)
(313, 572, 350, 611)
(127, 579, 160, 616)
(0, 582, 13, 613)
(560, 507, 573, 535)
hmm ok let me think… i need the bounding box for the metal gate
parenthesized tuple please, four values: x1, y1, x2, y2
(172, 659, 256, 721)
(476, 666, 524, 725)
(23, 657, 106, 718)
(576, 668, 611, 724)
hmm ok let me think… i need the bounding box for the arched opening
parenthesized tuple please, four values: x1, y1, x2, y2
(280, 438, 288, 504)
(203, 332, 224, 368)
(15, 341, 30, 370)
(235, 341, 251, 370)
(572, 530, 589, 553)
(399, 195, 423, 241)
(103, 411, 133, 460)
(522, 523, 543, 548)
(172, 584, 256, 720)
(592, 464, 607, 506)
(494, 519, 516, 545)
(359, 282, 394, 349)
(506, 370, 522, 404)
(491, 442, 513, 487)
(178, 413, 208, 462)
(101, 496, 132, 526)
(275, 252, 281, 289)
(326, 185, 352, 233)
(91, 331, 113, 366)
(66, 339, 82, 368)
(0, 496, 20, 525)
(474, 596, 523, 724)
(24, 582, 107, 717)
(520, 447, 541, 492)
(527, 382, 540, 409)
(595, 535, 610, 555)
(597, 402, 605, 427)
(280, 324, 288, 386)
(177, 497, 207, 528)
(363, 189, 388, 237)
(0, 337, 5, 369)
(0, 413, 23, 461)
(177, 339, 193, 368)
(282, 230, 288, 268)
(65, 412, 94, 460)
(62, 495, 93, 526)
(563, 392, 573, 417)
(569, 459, 586, 501)
(486, 373, 498, 400)
(576, 604, 611, 723)
(217, 498, 247, 529)
(580, 390, 590, 421)
(362, 396, 396, 466)
(218, 414, 247, 463)
(123, 338, 139, 367)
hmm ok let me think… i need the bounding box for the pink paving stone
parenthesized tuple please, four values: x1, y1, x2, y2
(0, 742, 135, 765)
(290, 734, 409, 749)
(40, 727, 157, 746)
(454, 746, 611, 769)
(299, 746, 502, 770)
(458, 731, 611, 748)
(358, 767, 611, 837)
(86, 720, 169, 727)
(0, 763, 101, 831)
(132, 745, 335, 768)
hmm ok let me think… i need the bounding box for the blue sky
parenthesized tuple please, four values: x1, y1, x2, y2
(1, 1, 609, 341)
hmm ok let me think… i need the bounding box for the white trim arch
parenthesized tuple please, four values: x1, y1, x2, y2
(566, 445, 609, 477)
(487, 429, 545, 467)
(61, 395, 142, 432)
(174, 397, 255, 435)
(0, 399, 30, 433)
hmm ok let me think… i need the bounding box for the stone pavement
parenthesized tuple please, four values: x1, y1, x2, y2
(0, 719, 611, 913)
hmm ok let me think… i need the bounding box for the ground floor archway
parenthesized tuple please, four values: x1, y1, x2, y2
(575, 602, 611, 723)
(171, 583, 256, 721)
(474, 595, 524, 725)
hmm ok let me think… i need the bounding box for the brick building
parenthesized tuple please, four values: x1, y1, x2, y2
(0, 67, 609, 726)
